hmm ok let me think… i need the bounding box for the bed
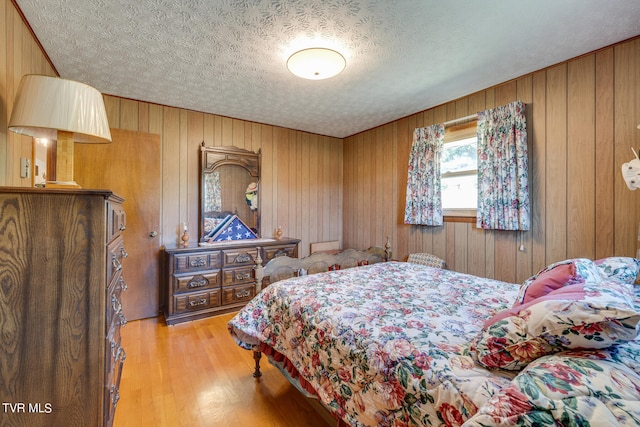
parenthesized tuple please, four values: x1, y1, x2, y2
(228, 257, 640, 426)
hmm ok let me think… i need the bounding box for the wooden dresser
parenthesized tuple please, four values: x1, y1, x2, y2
(0, 188, 127, 427)
(163, 238, 299, 325)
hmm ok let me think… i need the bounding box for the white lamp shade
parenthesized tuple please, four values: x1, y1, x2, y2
(287, 48, 346, 80)
(8, 75, 111, 143)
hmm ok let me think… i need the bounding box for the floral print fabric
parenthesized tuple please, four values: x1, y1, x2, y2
(229, 262, 519, 426)
(476, 101, 529, 231)
(513, 258, 604, 306)
(404, 124, 445, 226)
(472, 280, 640, 371)
(464, 288, 640, 426)
(595, 256, 640, 285)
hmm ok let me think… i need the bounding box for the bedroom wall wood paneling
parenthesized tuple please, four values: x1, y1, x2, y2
(2, 0, 639, 286)
(100, 96, 343, 258)
(343, 38, 640, 284)
(1, 0, 56, 187)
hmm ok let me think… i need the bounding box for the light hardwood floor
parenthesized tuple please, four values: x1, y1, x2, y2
(114, 313, 331, 427)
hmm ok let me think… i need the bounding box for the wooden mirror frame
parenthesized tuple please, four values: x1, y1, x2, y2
(199, 144, 261, 242)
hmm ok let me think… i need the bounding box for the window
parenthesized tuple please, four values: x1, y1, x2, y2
(441, 122, 477, 217)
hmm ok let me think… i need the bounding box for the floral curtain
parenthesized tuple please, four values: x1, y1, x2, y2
(404, 124, 445, 225)
(204, 171, 222, 213)
(476, 100, 530, 230)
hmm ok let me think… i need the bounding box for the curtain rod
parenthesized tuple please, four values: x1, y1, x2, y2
(443, 113, 478, 127)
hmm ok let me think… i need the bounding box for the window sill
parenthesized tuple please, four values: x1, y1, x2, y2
(443, 215, 476, 224)
(443, 209, 476, 223)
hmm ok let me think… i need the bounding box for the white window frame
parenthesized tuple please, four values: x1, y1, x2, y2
(442, 121, 477, 218)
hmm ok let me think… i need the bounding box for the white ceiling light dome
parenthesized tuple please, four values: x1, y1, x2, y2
(287, 48, 346, 80)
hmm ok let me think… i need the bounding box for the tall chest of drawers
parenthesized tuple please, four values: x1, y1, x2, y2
(163, 238, 299, 325)
(0, 188, 127, 427)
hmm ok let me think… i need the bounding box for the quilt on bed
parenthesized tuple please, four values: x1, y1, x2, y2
(228, 260, 640, 426)
(229, 262, 521, 426)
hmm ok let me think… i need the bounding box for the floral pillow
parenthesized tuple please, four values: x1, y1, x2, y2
(513, 258, 602, 307)
(471, 280, 640, 371)
(464, 350, 640, 426)
(595, 257, 640, 285)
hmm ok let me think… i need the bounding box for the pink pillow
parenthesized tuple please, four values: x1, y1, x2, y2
(517, 263, 576, 306)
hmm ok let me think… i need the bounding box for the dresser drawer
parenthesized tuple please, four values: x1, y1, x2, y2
(222, 266, 255, 286)
(104, 353, 124, 427)
(222, 283, 255, 305)
(108, 202, 126, 242)
(222, 248, 259, 266)
(174, 272, 220, 294)
(263, 244, 298, 263)
(174, 251, 221, 273)
(106, 236, 127, 288)
(107, 275, 127, 331)
(173, 289, 221, 313)
(106, 322, 124, 383)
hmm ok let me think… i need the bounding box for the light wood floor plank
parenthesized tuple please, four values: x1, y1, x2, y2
(114, 313, 331, 427)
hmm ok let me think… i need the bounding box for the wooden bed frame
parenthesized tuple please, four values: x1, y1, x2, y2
(252, 244, 391, 378)
(260, 245, 391, 287)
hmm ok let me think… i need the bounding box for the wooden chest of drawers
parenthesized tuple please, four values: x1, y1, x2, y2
(163, 238, 299, 325)
(0, 188, 127, 427)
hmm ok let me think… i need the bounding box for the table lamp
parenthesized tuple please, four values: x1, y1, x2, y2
(8, 74, 112, 188)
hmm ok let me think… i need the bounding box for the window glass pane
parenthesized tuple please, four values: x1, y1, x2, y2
(441, 137, 477, 174)
(442, 174, 477, 209)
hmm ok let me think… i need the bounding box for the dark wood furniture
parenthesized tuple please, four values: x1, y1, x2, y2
(0, 187, 127, 427)
(163, 238, 299, 325)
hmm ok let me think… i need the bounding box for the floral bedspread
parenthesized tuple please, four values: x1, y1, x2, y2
(229, 262, 520, 426)
(465, 286, 640, 427)
(228, 262, 640, 426)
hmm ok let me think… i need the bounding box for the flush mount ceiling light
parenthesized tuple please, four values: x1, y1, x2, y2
(287, 48, 346, 80)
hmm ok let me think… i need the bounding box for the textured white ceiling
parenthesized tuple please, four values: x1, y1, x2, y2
(15, 0, 640, 138)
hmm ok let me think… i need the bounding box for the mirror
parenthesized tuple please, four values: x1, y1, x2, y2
(200, 145, 260, 242)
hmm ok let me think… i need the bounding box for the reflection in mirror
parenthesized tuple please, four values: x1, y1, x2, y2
(200, 145, 260, 242)
(203, 165, 257, 236)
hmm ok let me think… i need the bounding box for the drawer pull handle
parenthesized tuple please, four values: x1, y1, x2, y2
(236, 272, 251, 281)
(113, 345, 126, 362)
(119, 223, 126, 231)
(189, 258, 206, 267)
(121, 246, 129, 258)
(235, 253, 253, 263)
(189, 298, 207, 307)
(119, 312, 128, 327)
(112, 342, 122, 359)
(120, 277, 128, 292)
(236, 290, 251, 298)
(112, 294, 122, 314)
(112, 255, 122, 271)
(111, 386, 120, 407)
(188, 276, 208, 288)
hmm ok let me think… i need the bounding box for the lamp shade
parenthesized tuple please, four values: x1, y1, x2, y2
(8, 75, 111, 143)
(287, 48, 346, 80)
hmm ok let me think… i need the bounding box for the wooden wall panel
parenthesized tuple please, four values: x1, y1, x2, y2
(96, 98, 344, 256)
(530, 70, 547, 274)
(1, 0, 55, 187)
(595, 48, 615, 259)
(567, 55, 595, 259)
(544, 65, 569, 263)
(344, 38, 640, 283)
(2, 0, 638, 284)
(516, 75, 533, 283)
(614, 40, 640, 257)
